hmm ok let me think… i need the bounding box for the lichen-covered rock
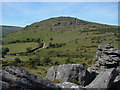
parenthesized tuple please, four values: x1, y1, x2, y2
(98, 45, 114, 51)
(57, 82, 85, 90)
(46, 64, 95, 86)
(1, 66, 59, 90)
(85, 68, 118, 88)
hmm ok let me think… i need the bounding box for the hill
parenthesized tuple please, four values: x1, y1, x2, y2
(2, 17, 119, 77)
(1, 25, 22, 37)
(24, 16, 115, 31)
(2, 17, 118, 44)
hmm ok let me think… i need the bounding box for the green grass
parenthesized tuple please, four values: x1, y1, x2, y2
(2, 28, 119, 60)
(3, 42, 38, 54)
(21, 66, 50, 77)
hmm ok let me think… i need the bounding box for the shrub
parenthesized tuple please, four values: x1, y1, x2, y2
(8, 58, 22, 67)
(48, 42, 66, 48)
(28, 57, 40, 67)
(15, 58, 21, 63)
(50, 37, 53, 41)
(2, 47, 9, 57)
(65, 58, 71, 64)
(42, 57, 52, 65)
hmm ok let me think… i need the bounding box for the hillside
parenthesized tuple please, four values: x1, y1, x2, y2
(2, 17, 118, 44)
(1, 25, 22, 37)
(24, 17, 115, 31)
(2, 17, 119, 77)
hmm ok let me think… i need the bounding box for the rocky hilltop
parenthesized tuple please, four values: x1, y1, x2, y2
(0, 45, 120, 90)
(24, 17, 114, 31)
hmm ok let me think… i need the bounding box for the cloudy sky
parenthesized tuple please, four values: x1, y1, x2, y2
(2, 2, 118, 27)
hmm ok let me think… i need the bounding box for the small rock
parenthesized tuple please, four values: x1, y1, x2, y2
(57, 82, 85, 90)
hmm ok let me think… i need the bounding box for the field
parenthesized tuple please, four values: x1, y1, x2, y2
(3, 42, 38, 54)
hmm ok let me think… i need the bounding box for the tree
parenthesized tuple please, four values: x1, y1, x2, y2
(2, 47, 9, 54)
(2, 47, 9, 57)
(50, 37, 53, 41)
(37, 38, 41, 42)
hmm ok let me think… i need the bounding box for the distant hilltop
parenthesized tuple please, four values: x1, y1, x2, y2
(24, 16, 117, 31)
(1, 25, 22, 36)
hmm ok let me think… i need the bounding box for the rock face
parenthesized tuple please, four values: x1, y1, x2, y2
(57, 82, 85, 90)
(46, 64, 95, 86)
(95, 45, 120, 69)
(0, 66, 59, 90)
(98, 45, 114, 51)
(86, 68, 118, 88)
(51, 18, 87, 26)
(110, 67, 120, 90)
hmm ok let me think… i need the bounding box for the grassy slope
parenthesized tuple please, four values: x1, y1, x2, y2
(2, 17, 119, 77)
(3, 42, 38, 54)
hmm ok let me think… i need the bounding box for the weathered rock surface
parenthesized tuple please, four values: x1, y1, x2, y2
(57, 82, 85, 90)
(46, 64, 95, 86)
(95, 45, 120, 69)
(98, 45, 114, 51)
(110, 80, 120, 90)
(85, 68, 118, 88)
(51, 19, 87, 26)
(110, 67, 120, 90)
(114, 67, 120, 82)
(0, 81, 9, 90)
(1, 66, 59, 90)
